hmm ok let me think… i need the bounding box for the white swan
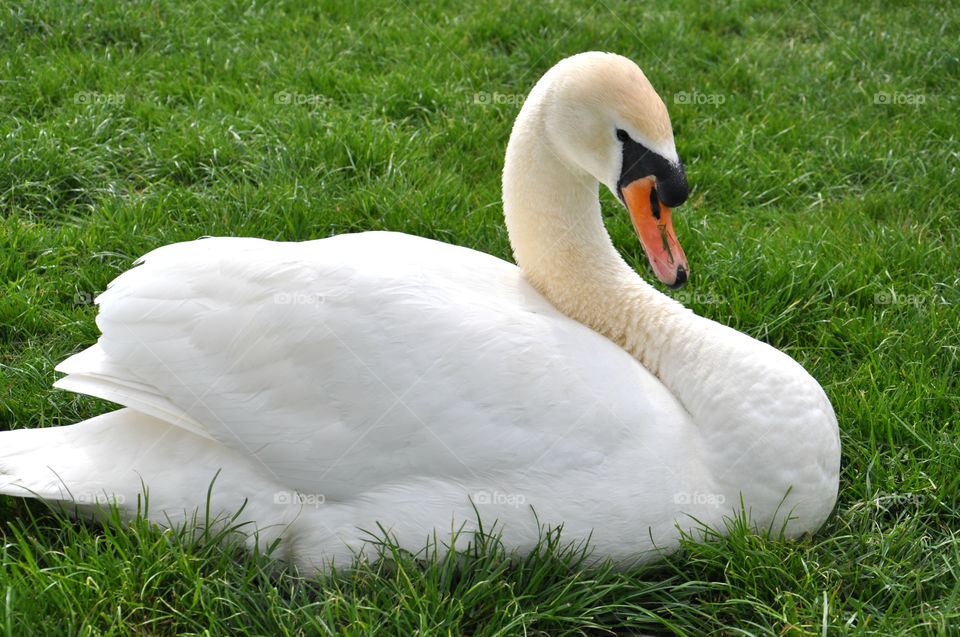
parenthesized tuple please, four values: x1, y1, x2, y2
(0, 52, 840, 570)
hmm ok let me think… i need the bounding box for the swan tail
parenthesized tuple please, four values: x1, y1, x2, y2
(0, 409, 274, 516)
(0, 409, 299, 560)
(0, 409, 155, 509)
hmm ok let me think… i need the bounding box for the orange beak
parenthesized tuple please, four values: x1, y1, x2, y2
(622, 177, 688, 289)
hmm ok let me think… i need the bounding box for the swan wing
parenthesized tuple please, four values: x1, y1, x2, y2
(55, 232, 682, 498)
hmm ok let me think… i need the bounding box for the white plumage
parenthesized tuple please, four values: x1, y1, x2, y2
(0, 52, 840, 571)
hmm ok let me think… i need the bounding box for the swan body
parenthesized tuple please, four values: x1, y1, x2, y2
(0, 52, 840, 570)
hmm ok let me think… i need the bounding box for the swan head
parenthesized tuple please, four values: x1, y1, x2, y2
(525, 52, 690, 288)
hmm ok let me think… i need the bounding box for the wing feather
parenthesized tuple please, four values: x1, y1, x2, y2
(56, 232, 676, 497)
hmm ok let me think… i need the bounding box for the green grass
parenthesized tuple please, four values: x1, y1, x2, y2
(1, 0, 959, 633)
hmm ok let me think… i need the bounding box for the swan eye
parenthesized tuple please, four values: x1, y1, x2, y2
(616, 129, 630, 142)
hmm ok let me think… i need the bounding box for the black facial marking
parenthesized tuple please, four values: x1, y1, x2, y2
(614, 130, 689, 208)
(668, 265, 688, 289)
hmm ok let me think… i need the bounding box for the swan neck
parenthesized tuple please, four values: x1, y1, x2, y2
(502, 102, 685, 374)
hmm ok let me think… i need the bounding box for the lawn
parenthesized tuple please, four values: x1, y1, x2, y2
(1, 0, 958, 634)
